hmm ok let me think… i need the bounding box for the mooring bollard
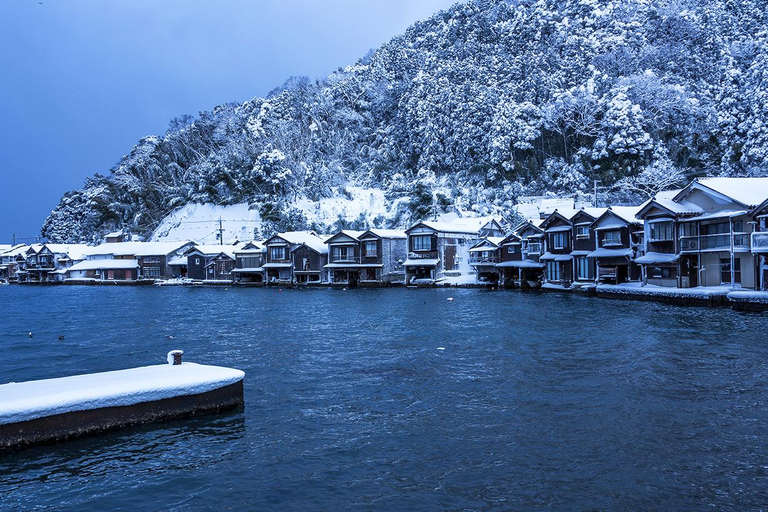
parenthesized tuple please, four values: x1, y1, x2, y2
(167, 350, 184, 365)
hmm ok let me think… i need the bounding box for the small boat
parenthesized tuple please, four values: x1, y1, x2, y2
(0, 351, 244, 451)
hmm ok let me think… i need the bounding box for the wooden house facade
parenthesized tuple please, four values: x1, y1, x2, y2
(232, 243, 264, 284)
(588, 207, 642, 284)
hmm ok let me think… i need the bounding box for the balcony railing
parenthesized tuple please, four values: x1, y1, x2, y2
(524, 243, 542, 255)
(470, 255, 498, 264)
(680, 233, 750, 252)
(330, 255, 361, 263)
(408, 251, 438, 260)
(751, 232, 768, 253)
(601, 238, 622, 247)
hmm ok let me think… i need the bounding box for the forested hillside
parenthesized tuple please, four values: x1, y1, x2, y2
(43, 0, 768, 242)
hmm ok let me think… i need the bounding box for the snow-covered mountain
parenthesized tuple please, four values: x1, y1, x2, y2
(43, 0, 768, 242)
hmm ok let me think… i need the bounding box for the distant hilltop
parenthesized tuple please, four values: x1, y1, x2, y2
(42, 0, 768, 243)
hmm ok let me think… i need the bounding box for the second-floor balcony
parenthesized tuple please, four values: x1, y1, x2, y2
(751, 232, 768, 253)
(524, 243, 542, 255)
(330, 255, 361, 264)
(469, 255, 498, 265)
(408, 251, 438, 260)
(680, 233, 750, 253)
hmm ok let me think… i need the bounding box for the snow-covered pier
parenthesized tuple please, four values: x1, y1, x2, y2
(0, 351, 244, 451)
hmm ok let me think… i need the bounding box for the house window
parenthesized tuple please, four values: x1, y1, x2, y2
(679, 223, 698, 237)
(650, 222, 673, 242)
(546, 261, 560, 281)
(332, 246, 355, 262)
(552, 233, 568, 250)
(651, 266, 675, 279)
(720, 258, 741, 284)
(364, 241, 377, 257)
(603, 230, 621, 246)
(195, 257, 201, 265)
(576, 257, 592, 280)
(270, 246, 286, 260)
(507, 246, 518, 254)
(576, 226, 589, 238)
(412, 235, 432, 251)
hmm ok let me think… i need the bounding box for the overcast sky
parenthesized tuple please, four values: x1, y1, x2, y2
(0, 0, 459, 244)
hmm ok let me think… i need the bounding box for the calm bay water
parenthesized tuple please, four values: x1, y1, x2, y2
(1, 286, 768, 510)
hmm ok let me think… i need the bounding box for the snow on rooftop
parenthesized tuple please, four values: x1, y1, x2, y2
(364, 229, 407, 239)
(0, 362, 244, 425)
(276, 231, 328, 253)
(605, 206, 642, 224)
(88, 241, 193, 257)
(67, 259, 139, 271)
(695, 178, 768, 208)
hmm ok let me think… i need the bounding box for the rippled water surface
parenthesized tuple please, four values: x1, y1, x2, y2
(1, 286, 768, 510)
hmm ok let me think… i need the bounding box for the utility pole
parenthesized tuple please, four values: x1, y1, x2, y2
(12, 233, 16, 246)
(593, 180, 602, 208)
(217, 217, 224, 245)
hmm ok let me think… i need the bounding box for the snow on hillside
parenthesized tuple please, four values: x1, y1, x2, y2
(294, 186, 402, 227)
(151, 187, 402, 243)
(151, 203, 261, 244)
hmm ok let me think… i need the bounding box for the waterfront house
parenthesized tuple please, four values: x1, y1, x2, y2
(588, 206, 642, 284)
(540, 211, 574, 287)
(78, 241, 195, 281)
(636, 178, 768, 289)
(0, 244, 29, 282)
(356, 229, 407, 285)
(232, 242, 265, 284)
(263, 231, 328, 284)
(468, 237, 504, 284)
(186, 244, 240, 281)
(497, 221, 546, 288)
(403, 217, 499, 284)
(64, 258, 139, 281)
(324, 229, 408, 286)
(205, 251, 237, 281)
(324, 230, 365, 285)
(570, 208, 608, 285)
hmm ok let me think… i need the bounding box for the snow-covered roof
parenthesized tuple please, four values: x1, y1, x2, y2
(188, 244, 240, 259)
(0, 244, 29, 258)
(411, 216, 499, 235)
(42, 244, 92, 261)
(89, 241, 194, 257)
(606, 206, 643, 225)
(403, 258, 440, 266)
(361, 229, 407, 239)
(105, 230, 124, 238)
(688, 178, 768, 208)
(587, 248, 633, 258)
(635, 252, 679, 264)
(540, 253, 572, 262)
(496, 260, 544, 268)
(275, 231, 328, 253)
(67, 259, 139, 271)
(690, 209, 748, 222)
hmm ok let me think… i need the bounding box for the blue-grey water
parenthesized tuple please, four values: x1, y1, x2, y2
(1, 286, 767, 510)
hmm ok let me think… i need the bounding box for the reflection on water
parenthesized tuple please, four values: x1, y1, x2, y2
(1, 286, 768, 509)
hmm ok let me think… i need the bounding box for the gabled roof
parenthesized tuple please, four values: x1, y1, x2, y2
(676, 178, 768, 209)
(186, 244, 240, 258)
(513, 220, 544, 237)
(407, 216, 501, 236)
(1, 244, 30, 258)
(235, 241, 264, 254)
(591, 206, 643, 228)
(324, 230, 365, 245)
(266, 231, 328, 253)
(42, 244, 93, 261)
(358, 229, 407, 240)
(637, 189, 703, 218)
(469, 237, 505, 251)
(499, 232, 522, 245)
(89, 241, 194, 257)
(540, 210, 573, 230)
